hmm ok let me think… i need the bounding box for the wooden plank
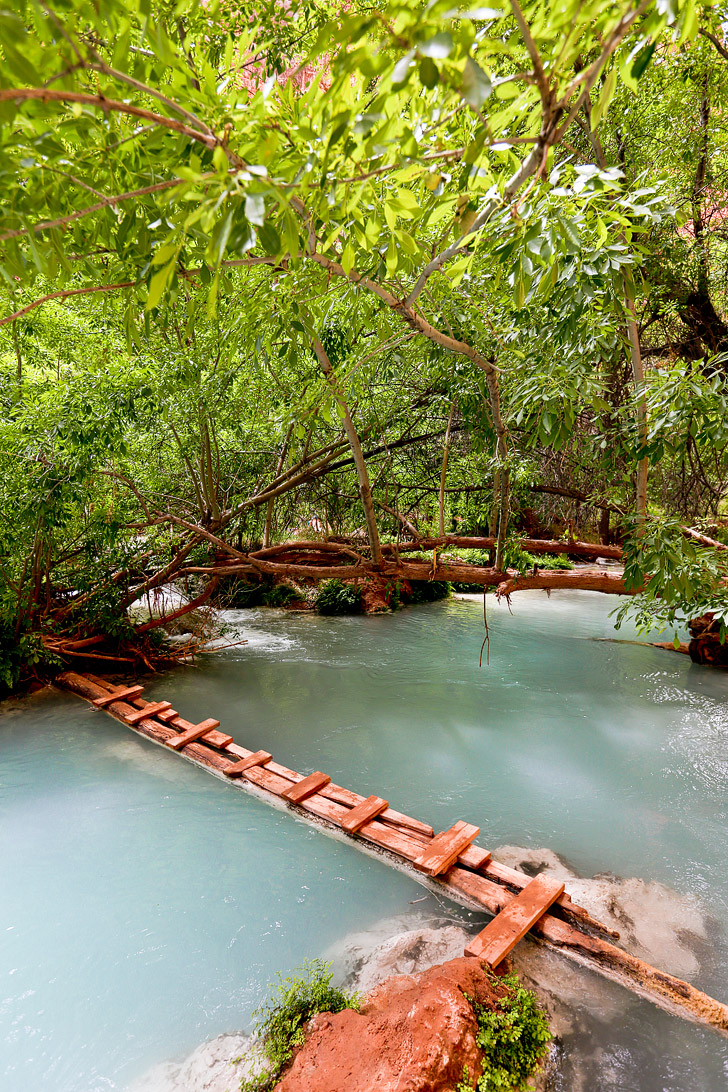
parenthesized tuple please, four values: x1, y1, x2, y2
(282, 771, 330, 803)
(224, 750, 273, 778)
(465, 873, 565, 967)
(377, 808, 434, 838)
(93, 684, 144, 707)
(414, 821, 480, 877)
(124, 701, 173, 725)
(340, 795, 388, 834)
(166, 718, 223, 750)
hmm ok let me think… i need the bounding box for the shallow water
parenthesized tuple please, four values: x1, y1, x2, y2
(2, 591, 728, 1090)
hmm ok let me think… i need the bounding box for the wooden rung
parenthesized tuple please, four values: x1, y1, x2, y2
(166, 718, 222, 750)
(125, 701, 173, 725)
(93, 685, 144, 707)
(465, 873, 565, 967)
(158, 708, 181, 723)
(340, 795, 388, 834)
(224, 750, 273, 777)
(282, 771, 330, 804)
(157, 710, 230, 748)
(459, 844, 492, 871)
(413, 821, 480, 877)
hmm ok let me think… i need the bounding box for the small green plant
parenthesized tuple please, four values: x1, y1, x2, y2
(462, 973, 551, 1092)
(240, 960, 360, 1092)
(315, 579, 362, 615)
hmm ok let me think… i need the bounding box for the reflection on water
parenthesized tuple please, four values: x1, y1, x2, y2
(1, 591, 728, 1090)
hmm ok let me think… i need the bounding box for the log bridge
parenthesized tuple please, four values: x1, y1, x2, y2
(56, 670, 728, 1037)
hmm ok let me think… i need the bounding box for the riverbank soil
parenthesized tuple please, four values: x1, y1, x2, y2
(275, 956, 509, 1092)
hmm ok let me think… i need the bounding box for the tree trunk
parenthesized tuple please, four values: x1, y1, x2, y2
(623, 272, 648, 526)
(264, 422, 295, 548)
(438, 400, 456, 537)
(310, 333, 383, 565)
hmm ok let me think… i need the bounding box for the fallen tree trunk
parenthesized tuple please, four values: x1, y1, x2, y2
(181, 557, 631, 596)
(495, 570, 630, 598)
(377, 535, 623, 562)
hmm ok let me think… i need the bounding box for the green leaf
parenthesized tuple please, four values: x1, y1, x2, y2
(146, 261, 174, 311)
(679, 0, 698, 42)
(418, 32, 453, 59)
(341, 242, 356, 276)
(419, 56, 439, 88)
(385, 236, 398, 277)
(461, 58, 492, 109)
(392, 50, 415, 86)
(591, 67, 617, 130)
(631, 42, 656, 81)
(245, 193, 266, 226)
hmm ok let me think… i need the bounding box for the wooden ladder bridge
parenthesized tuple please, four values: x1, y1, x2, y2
(57, 671, 728, 1036)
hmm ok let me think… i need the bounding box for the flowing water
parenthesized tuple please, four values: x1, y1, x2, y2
(2, 591, 728, 1090)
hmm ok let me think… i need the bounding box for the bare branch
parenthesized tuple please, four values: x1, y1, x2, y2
(0, 178, 192, 243)
(0, 281, 135, 326)
(0, 88, 218, 148)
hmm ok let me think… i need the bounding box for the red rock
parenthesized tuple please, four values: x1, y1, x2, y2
(275, 957, 508, 1092)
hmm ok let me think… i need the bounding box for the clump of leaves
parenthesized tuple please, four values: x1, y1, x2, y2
(407, 579, 452, 604)
(615, 518, 728, 642)
(460, 974, 551, 1092)
(315, 579, 362, 615)
(241, 960, 360, 1092)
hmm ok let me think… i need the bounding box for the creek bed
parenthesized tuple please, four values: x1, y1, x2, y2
(2, 591, 728, 1090)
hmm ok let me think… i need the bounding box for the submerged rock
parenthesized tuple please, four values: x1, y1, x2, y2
(275, 956, 505, 1092)
(126, 1032, 255, 1092)
(328, 912, 472, 995)
(494, 845, 709, 979)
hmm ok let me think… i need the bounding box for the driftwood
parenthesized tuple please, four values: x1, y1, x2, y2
(56, 670, 728, 1037)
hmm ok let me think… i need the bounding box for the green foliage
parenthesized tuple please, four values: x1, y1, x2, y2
(315, 580, 363, 615)
(0, 620, 50, 696)
(241, 960, 360, 1092)
(461, 974, 552, 1092)
(407, 579, 451, 604)
(615, 519, 728, 639)
(503, 545, 573, 572)
(0, 0, 721, 655)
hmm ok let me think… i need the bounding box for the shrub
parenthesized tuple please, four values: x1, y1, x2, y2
(407, 580, 451, 604)
(240, 960, 360, 1092)
(217, 580, 302, 609)
(315, 579, 362, 615)
(459, 973, 551, 1092)
(0, 619, 59, 697)
(262, 584, 303, 608)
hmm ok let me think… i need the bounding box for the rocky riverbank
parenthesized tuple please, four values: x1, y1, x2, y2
(127, 846, 710, 1092)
